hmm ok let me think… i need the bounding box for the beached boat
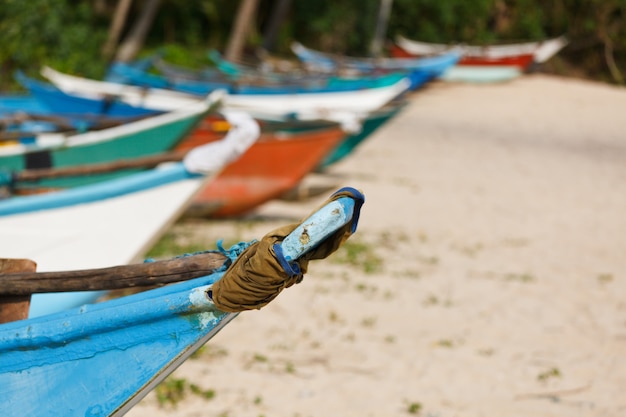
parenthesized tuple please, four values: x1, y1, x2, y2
(394, 34, 568, 64)
(180, 124, 347, 218)
(438, 65, 522, 83)
(0, 111, 151, 144)
(200, 50, 432, 92)
(0, 90, 220, 189)
(318, 100, 406, 169)
(15, 70, 163, 117)
(0, 110, 260, 318)
(388, 42, 535, 69)
(388, 35, 567, 83)
(107, 59, 424, 95)
(41, 66, 412, 122)
(0, 187, 364, 417)
(0, 93, 51, 115)
(26, 68, 198, 114)
(290, 41, 461, 79)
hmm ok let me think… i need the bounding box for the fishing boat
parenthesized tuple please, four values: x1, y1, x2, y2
(388, 42, 534, 69)
(394, 34, 568, 64)
(107, 58, 425, 95)
(290, 41, 461, 79)
(388, 35, 567, 84)
(180, 123, 347, 218)
(0, 186, 364, 417)
(15, 70, 164, 117)
(318, 100, 406, 169)
(0, 93, 51, 115)
(223, 77, 410, 122)
(40, 66, 412, 123)
(438, 65, 522, 83)
(22, 68, 199, 115)
(203, 49, 433, 92)
(0, 90, 220, 189)
(0, 110, 152, 145)
(0, 110, 260, 318)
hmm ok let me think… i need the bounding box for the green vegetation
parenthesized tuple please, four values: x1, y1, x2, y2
(597, 273, 615, 283)
(0, 0, 108, 85)
(537, 367, 562, 382)
(331, 239, 383, 274)
(1, 0, 625, 91)
(435, 339, 455, 348)
(406, 401, 423, 414)
(145, 232, 211, 259)
(191, 345, 229, 360)
(155, 376, 215, 408)
(253, 353, 269, 363)
(504, 272, 535, 283)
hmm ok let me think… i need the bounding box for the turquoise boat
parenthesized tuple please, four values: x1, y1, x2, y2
(0, 188, 364, 417)
(440, 65, 522, 83)
(291, 41, 461, 80)
(107, 58, 427, 95)
(318, 100, 407, 170)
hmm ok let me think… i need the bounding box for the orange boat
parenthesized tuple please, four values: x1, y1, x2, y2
(176, 121, 346, 218)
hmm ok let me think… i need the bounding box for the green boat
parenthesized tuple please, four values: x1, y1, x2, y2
(318, 100, 407, 170)
(0, 95, 218, 190)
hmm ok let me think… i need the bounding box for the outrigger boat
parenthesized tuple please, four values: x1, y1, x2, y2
(0, 187, 364, 417)
(290, 41, 461, 79)
(393, 34, 568, 64)
(37, 66, 411, 123)
(0, 109, 260, 318)
(0, 87, 221, 189)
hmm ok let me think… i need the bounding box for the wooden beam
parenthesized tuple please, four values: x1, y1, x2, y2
(0, 258, 36, 324)
(0, 252, 229, 296)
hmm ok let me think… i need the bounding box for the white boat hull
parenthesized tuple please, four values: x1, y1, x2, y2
(0, 176, 203, 317)
(41, 66, 411, 120)
(396, 35, 568, 63)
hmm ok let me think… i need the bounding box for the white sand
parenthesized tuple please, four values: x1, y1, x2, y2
(127, 74, 626, 417)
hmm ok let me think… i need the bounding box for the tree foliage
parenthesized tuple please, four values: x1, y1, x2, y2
(0, 0, 625, 90)
(0, 0, 108, 86)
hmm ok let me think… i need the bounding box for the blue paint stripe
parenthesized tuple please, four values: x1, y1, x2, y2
(0, 163, 197, 216)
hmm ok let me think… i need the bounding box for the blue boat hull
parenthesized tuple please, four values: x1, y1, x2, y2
(0, 192, 363, 416)
(0, 273, 235, 417)
(15, 71, 160, 117)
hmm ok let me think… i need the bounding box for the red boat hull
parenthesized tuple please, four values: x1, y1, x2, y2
(388, 43, 534, 70)
(177, 123, 346, 218)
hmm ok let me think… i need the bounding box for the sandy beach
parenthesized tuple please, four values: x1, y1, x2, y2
(127, 74, 626, 417)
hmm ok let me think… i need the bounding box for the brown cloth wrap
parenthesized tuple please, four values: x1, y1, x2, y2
(210, 188, 364, 312)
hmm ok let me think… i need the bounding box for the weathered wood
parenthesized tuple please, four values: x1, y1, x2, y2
(13, 150, 188, 182)
(0, 252, 229, 296)
(0, 258, 36, 323)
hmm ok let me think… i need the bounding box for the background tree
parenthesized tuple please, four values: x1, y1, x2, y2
(1, 0, 626, 91)
(224, 0, 260, 61)
(115, 0, 162, 62)
(102, 0, 134, 60)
